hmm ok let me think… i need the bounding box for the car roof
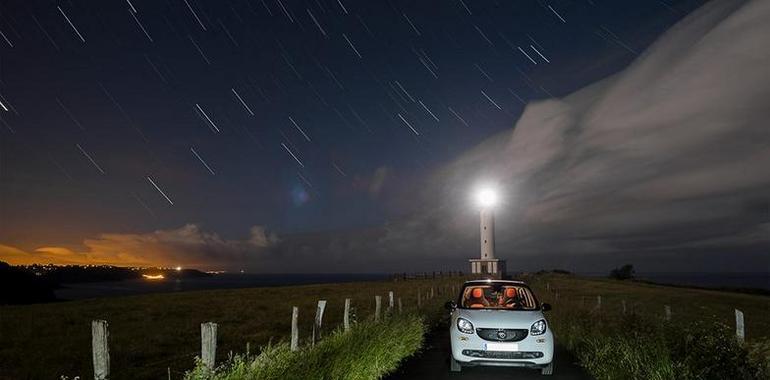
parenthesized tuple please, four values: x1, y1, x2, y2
(462, 279, 529, 286)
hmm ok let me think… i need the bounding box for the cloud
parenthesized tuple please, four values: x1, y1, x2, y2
(0, 244, 87, 265)
(368, 166, 390, 198)
(0, 224, 278, 269)
(373, 0, 770, 272)
(248, 226, 279, 248)
(0, 245, 39, 265)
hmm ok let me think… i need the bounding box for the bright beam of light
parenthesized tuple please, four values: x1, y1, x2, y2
(475, 187, 498, 208)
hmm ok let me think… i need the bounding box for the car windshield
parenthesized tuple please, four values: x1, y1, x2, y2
(459, 283, 538, 310)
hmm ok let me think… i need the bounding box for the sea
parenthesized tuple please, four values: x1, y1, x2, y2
(633, 272, 770, 291)
(55, 273, 391, 301)
(54, 272, 770, 301)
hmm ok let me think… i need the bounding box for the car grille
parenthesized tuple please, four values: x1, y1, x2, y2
(475, 328, 528, 342)
(462, 350, 543, 359)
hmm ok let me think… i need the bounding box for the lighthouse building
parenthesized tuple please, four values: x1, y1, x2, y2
(469, 207, 506, 278)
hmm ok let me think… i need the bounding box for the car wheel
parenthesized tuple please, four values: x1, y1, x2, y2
(540, 362, 553, 376)
(450, 356, 462, 372)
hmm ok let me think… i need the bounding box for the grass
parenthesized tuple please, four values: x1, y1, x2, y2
(0, 277, 457, 380)
(184, 313, 425, 380)
(526, 274, 770, 339)
(526, 273, 770, 379)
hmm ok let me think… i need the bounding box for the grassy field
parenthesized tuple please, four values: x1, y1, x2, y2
(0, 276, 458, 380)
(2, 273, 769, 379)
(525, 273, 770, 379)
(525, 273, 770, 341)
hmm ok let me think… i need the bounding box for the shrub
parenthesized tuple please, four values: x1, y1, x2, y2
(666, 321, 765, 379)
(609, 264, 635, 280)
(549, 307, 769, 380)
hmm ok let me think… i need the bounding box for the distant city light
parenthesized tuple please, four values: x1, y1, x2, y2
(175, 266, 182, 271)
(142, 274, 165, 280)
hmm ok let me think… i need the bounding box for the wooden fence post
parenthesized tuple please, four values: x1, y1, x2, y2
(291, 307, 299, 351)
(312, 300, 327, 345)
(596, 295, 601, 310)
(388, 291, 394, 311)
(344, 298, 351, 332)
(375, 295, 382, 322)
(398, 297, 403, 313)
(621, 299, 627, 314)
(91, 320, 110, 380)
(664, 305, 671, 321)
(201, 322, 217, 369)
(430, 287, 435, 299)
(735, 309, 745, 343)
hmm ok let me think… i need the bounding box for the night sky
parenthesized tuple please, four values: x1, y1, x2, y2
(1, 0, 768, 273)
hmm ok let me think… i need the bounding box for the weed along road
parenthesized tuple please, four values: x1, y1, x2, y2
(387, 322, 591, 380)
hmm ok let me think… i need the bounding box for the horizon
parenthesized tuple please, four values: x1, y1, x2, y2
(7, 261, 770, 277)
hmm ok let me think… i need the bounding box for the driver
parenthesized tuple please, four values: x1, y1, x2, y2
(498, 287, 518, 308)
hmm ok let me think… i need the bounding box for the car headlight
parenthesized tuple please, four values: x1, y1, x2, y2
(530, 319, 547, 336)
(457, 318, 474, 334)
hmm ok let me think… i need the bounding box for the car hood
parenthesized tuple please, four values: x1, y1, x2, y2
(457, 308, 544, 329)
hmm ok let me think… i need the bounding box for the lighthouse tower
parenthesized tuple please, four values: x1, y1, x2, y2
(480, 208, 495, 260)
(469, 188, 506, 278)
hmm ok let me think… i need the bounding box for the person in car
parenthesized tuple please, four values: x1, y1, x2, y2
(498, 287, 519, 308)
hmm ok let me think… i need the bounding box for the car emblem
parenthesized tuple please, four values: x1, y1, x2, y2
(497, 330, 507, 340)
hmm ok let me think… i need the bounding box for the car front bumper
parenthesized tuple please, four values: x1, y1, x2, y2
(450, 327, 554, 367)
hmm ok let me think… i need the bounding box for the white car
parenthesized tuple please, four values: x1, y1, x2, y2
(446, 279, 554, 375)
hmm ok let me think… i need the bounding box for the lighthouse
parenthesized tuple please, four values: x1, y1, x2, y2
(469, 187, 506, 277)
(480, 207, 494, 260)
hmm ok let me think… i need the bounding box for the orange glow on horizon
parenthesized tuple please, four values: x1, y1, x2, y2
(1, 243, 214, 271)
(0, 243, 175, 268)
(142, 274, 165, 280)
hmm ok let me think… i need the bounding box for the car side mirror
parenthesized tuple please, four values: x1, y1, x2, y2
(444, 300, 457, 310)
(541, 303, 552, 312)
